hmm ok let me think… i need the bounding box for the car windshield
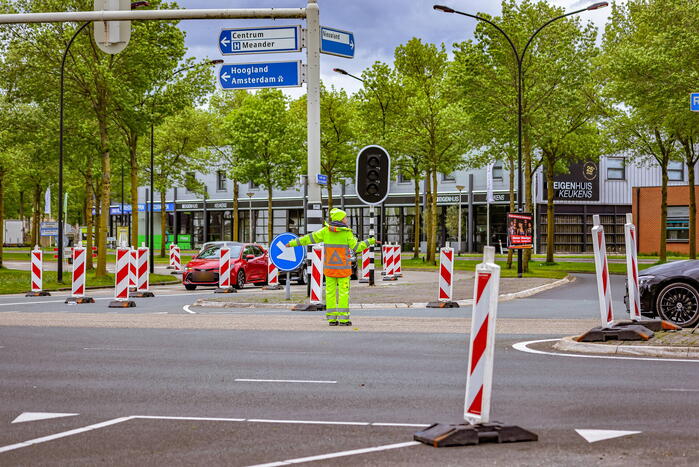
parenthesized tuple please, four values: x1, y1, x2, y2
(197, 245, 242, 259)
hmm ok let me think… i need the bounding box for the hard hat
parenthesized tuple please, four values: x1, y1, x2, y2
(329, 208, 347, 222)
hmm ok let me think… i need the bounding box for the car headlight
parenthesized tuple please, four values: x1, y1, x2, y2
(185, 267, 193, 272)
(638, 275, 655, 287)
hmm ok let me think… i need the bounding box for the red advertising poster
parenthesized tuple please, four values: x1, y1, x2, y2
(507, 213, 534, 249)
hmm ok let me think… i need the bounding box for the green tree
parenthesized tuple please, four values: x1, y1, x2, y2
(226, 89, 304, 244)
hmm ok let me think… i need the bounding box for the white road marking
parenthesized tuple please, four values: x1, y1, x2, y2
(182, 305, 196, 314)
(661, 388, 699, 392)
(246, 441, 421, 467)
(135, 415, 246, 422)
(575, 429, 641, 443)
(0, 417, 133, 454)
(235, 379, 336, 384)
(247, 419, 369, 426)
(12, 412, 79, 424)
(513, 339, 699, 363)
(0, 291, 211, 307)
(83, 348, 143, 351)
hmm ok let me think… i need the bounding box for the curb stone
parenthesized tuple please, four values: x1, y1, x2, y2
(192, 275, 574, 310)
(554, 336, 699, 359)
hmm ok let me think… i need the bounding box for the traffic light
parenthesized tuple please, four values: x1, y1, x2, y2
(93, 0, 135, 55)
(356, 145, 391, 205)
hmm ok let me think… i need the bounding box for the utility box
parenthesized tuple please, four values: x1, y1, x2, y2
(4, 220, 24, 246)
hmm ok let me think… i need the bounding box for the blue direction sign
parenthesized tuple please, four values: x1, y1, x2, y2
(316, 174, 328, 185)
(219, 26, 301, 55)
(320, 26, 355, 58)
(269, 233, 306, 272)
(219, 61, 302, 90)
(691, 93, 699, 112)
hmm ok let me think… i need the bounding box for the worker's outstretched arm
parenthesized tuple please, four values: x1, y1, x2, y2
(287, 227, 326, 247)
(348, 233, 376, 253)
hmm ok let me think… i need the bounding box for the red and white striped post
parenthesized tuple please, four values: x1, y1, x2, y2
(394, 244, 402, 277)
(592, 215, 614, 328)
(624, 213, 642, 321)
(427, 247, 458, 308)
(310, 245, 324, 305)
(263, 255, 282, 290)
(65, 242, 94, 304)
(167, 243, 176, 269)
(109, 246, 135, 308)
(382, 243, 396, 281)
(170, 244, 182, 275)
(215, 246, 236, 293)
(128, 247, 137, 291)
(414, 246, 537, 447)
(464, 246, 501, 424)
(358, 247, 371, 283)
(131, 244, 154, 298)
(26, 246, 50, 297)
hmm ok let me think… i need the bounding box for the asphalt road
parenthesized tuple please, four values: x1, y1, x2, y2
(1, 275, 697, 466)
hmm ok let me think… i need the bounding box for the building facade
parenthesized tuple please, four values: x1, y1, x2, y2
(108, 155, 694, 254)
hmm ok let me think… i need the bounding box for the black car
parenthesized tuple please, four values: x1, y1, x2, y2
(629, 260, 699, 327)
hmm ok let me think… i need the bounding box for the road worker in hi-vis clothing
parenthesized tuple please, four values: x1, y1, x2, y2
(287, 208, 376, 326)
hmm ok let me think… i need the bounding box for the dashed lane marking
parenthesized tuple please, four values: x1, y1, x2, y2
(513, 338, 699, 363)
(234, 379, 337, 384)
(247, 441, 422, 467)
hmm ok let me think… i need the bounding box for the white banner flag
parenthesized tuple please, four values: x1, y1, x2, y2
(486, 163, 494, 203)
(44, 186, 51, 216)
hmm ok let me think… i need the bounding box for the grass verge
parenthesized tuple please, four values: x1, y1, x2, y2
(0, 268, 179, 295)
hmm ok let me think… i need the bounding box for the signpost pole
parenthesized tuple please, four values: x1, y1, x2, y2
(285, 271, 291, 301)
(369, 205, 375, 286)
(305, 0, 322, 234)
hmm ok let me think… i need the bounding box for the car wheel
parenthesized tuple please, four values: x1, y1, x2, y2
(656, 282, 699, 327)
(236, 270, 245, 289)
(184, 284, 197, 291)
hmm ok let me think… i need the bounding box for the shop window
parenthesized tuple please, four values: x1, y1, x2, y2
(667, 206, 689, 242)
(216, 171, 227, 191)
(492, 163, 503, 181)
(606, 158, 625, 180)
(441, 172, 456, 182)
(668, 161, 684, 181)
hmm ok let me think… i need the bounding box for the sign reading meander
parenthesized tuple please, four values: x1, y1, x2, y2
(219, 26, 301, 55)
(219, 61, 302, 90)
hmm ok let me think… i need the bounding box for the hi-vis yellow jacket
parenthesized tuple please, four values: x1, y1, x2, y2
(288, 223, 375, 278)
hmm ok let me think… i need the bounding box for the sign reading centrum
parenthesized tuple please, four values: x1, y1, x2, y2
(218, 61, 303, 90)
(219, 26, 301, 55)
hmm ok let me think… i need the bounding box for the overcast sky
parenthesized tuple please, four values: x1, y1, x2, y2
(176, 0, 612, 97)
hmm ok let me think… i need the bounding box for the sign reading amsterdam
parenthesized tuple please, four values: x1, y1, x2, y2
(219, 26, 301, 55)
(218, 61, 303, 90)
(544, 161, 599, 201)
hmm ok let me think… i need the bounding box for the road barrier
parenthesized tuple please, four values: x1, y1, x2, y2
(382, 243, 396, 281)
(110, 246, 135, 308)
(293, 244, 325, 311)
(130, 244, 154, 298)
(427, 247, 458, 308)
(167, 243, 176, 269)
(170, 244, 182, 275)
(128, 248, 137, 291)
(215, 246, 236, 293)
(625, 213, 642, 321)
(26, 246, 50, 297)
(394, 245, 402, 277)
(263, 256, 282, 290)
(415, 246, 537, 447)
(358, 247, 371, 283)
(65, 242, 94, 304)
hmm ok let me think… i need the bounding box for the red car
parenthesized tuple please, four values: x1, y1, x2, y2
(182, 241, 268, 290)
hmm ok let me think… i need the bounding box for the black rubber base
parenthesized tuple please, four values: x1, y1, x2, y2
(170, 271, 183, 275)
(166, 266, 175, 269)
(292, 303, 326, 311)
(426, 301, 460, 308)
(262, 284, 282, 290)
(414, 422, 538, 447)
(614, 319, 681, 332)
(25, 291, 51, 297)
(358, 279, 369, 283)
(64, 296, 95, 304)
(108, 300, 136, 308)
(382, 276, 397, 281)
(214, 287, 237, 294)
(577, 324, 653, 342)
(130, 291, 155, 298)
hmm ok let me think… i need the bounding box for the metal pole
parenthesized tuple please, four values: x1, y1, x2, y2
(249, 197, 253, 242)
(58, 20, 90, 283)
(285, 271, 291, 301)
(305, 0, 322, 231)
(173, 187, 178, 244)
(517, 61, 523, 278)
(149, 122, 155, 273)
(145, 188, 149, 252)
(457, 194, 462, 255)
(369, 205, 375, 286)
(467, 174, 474, 253)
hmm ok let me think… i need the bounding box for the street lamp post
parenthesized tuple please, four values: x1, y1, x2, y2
(57, 1, 151, 282)
(456, 184, 465, 255)
(148, 59, 223, 273)
(433, 2, 608, 277)
(246, 192, 255, 243)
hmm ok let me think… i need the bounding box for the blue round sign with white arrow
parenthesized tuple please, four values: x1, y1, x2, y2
(269, 233, 306, 272)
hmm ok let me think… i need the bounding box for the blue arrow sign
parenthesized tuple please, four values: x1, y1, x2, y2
(316, 174, 328, 185)
(320, 26, 355, 58)
(691, 93, 699, 112)
(269, 233, 306, 272)
(219, 26, 301, 55)
(219, 61, 302, 90)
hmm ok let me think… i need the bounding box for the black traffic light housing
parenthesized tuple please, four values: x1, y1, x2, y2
(356, 145, 391, 205)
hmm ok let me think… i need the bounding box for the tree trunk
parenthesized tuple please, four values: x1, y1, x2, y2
(424, 172, 433, 263)
(31, 185, 41, 247)
(507, 158, 515, 269)
(19, 190, 25, 245)
(93, 185, 102, 272)
(95, 113, 111, 277)
(523, 130, 532, 273)
(430, 169, 438, 266)
(660, 159, 668, 263)
(545, 155, 555, 263)
(267, 186, 273, 244)
(683, 140, 696, 259)
(0, 171, 5, 268)
(130, 135, 139, 248)
(326, 179, 334, 211)
(84, 166, 94, 270)
(412, 175, 421, 259)
(232, 179, 239, 241)
(160, 189, 167, 257)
